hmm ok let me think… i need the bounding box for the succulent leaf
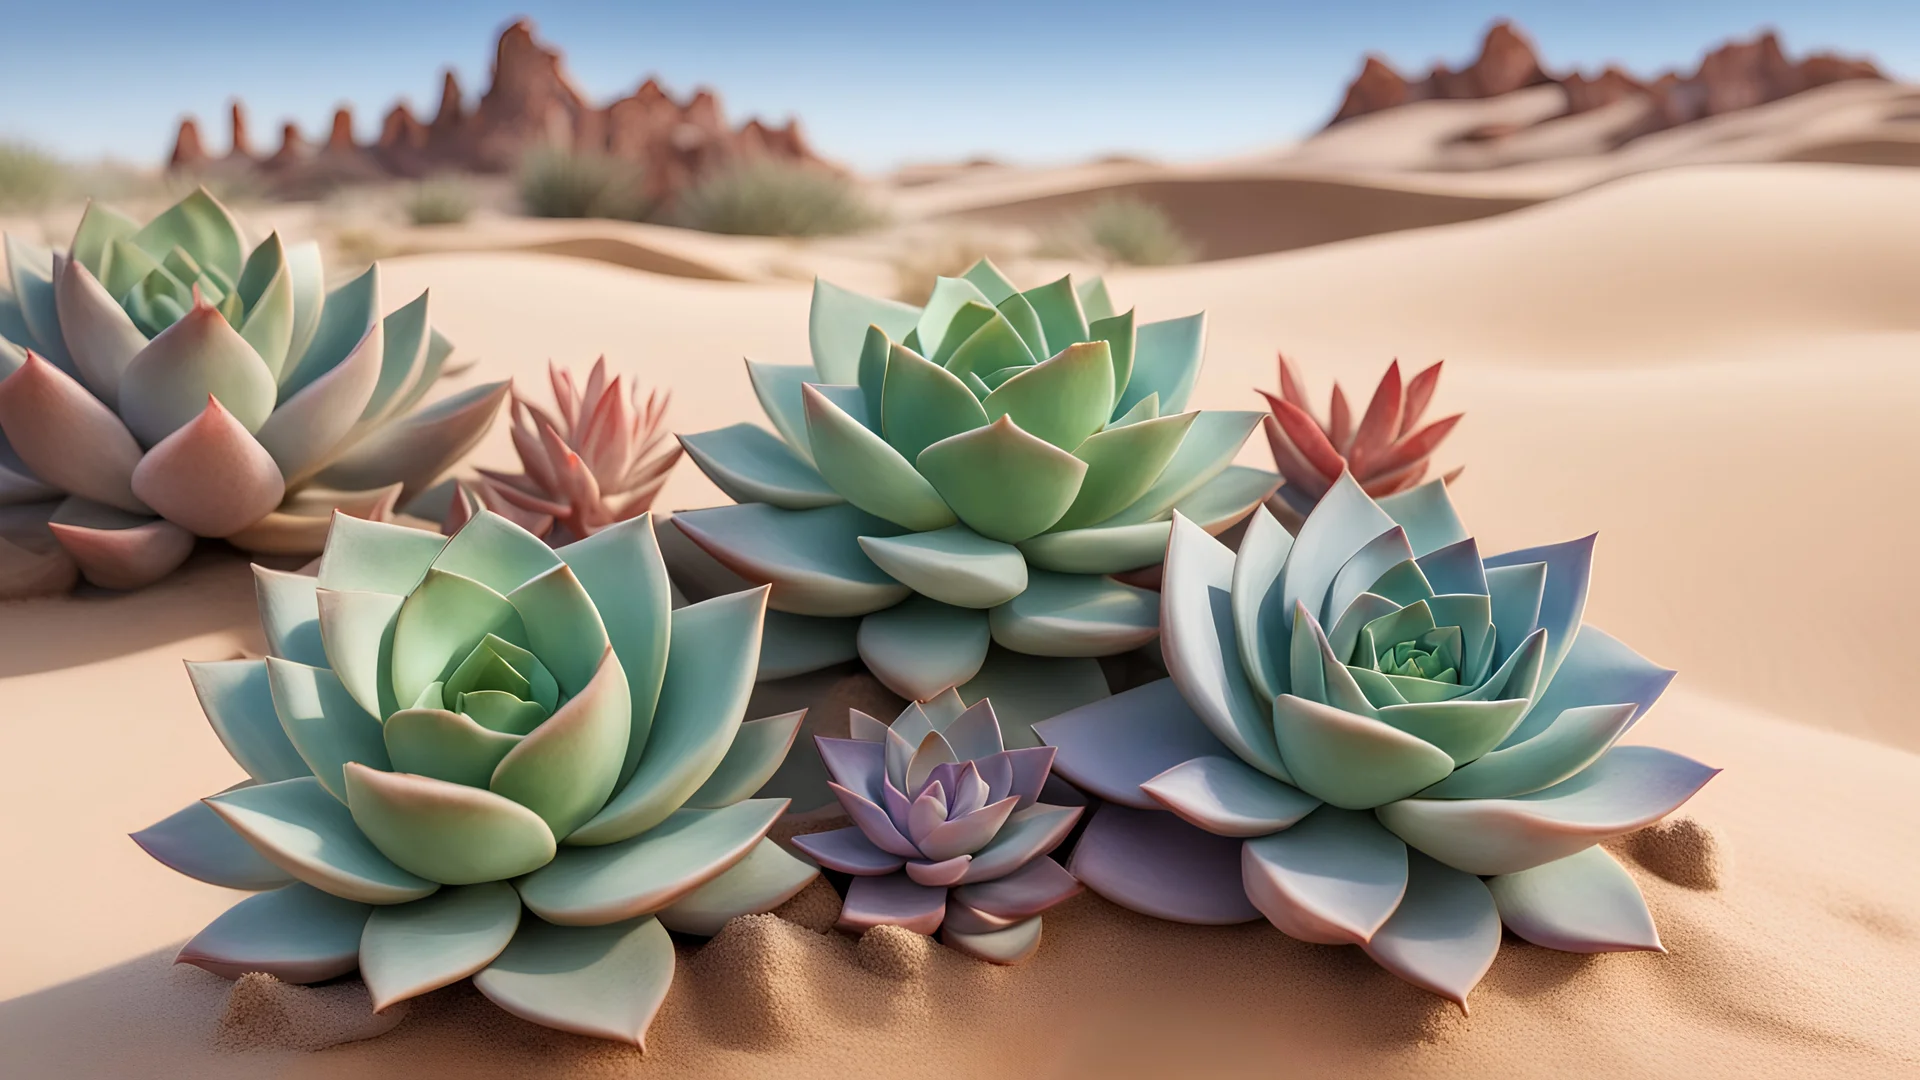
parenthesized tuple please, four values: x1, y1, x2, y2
(1485, 845, 1662, 953)
(678, 423, 842, 510)
(1068, 802, 1261, 924)
(654, 838, 820, 935)
(175, 883, 371, 984)
(131, 794, 295, 892)
(472, 916, 674, 1047)
(359, 881, 523, 1011)
(516, 800, 787, 925)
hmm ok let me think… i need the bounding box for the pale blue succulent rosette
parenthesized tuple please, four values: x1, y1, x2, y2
(132, 510, 818, 1046)
(0, 188, 507, 596)
(674, 258, 1278, 735)
(1039, 473, 1718, 1005)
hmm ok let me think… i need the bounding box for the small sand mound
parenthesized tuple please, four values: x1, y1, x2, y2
(214, 973, 405, 1052)
(857, 925, 933, 981)
(684, 914, 816, 1048)
(1615, 816, 1727, 890)
(772, 877, 843, 933)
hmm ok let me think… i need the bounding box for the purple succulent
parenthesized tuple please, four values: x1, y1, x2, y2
(791, 691, 1083, 965)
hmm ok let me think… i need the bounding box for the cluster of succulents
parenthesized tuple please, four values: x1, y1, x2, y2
(1037, 473, 1716, 1004)
(441, 357, 682, 544)
(17, 184, 1707, 1040)
(791, 692, 1084, 964)
(674, 260, 1277, 712)
(1262, 355, 1461, 529)
(0, 189, 506, 596)
(133, 510, 817, 1044)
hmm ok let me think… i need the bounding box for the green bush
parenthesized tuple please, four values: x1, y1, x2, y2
(1049, 196, 1196, 266)
(677, 159, 883, 237)
(0, 143, 71, 211)
(405, 176, 476, 226)
(517, 149, 648, 220)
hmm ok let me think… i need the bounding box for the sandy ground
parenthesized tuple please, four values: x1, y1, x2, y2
(2, 160, 1918, 1077)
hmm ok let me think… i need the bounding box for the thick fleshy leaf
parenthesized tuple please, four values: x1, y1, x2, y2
(987, 570, 1157, 658)
(473, 915, 674, 1047)
(679, 423, 842, 510)
(205, 776, 438, 904)
(1416, 536, 1488, 598)
(1376, 480, 1470, 558)
(383, 707, 521, 786)
(1069, 803, 1260, 924)
(1361, 851, 1501, 1007)
(916, 416, 1086, 543)
(310, 381, 510, 503)
(432, 508, 562, 593)
(556, 514, 673, 784)
(838, 873, 948, 934)
(790, 825, 907, 875)
(1160, 514, 1291, 781)
(252, 565, 326, 665)
(686, 710, 805, 808)
(917, 277, 997, 360)
(187, 659, 310, 784)
(316, 511, 446, 594)
(130, 398, 284, 537)
(1242, 806, 1407, 944)
(803, 383, 955, 531)
(881, 343, 990, 462)
(859, 597, 990, 702)
(505, 564, 609, 696)
(1503, 626, 1677, 748)
(1421, 704, 1636, 800)
(251, 312, 384, 481)
(54, 256, 147, 407)
(655, 838, 821, 935)
(316, 587, 405, 720)
(1482, 534, 1597, 689)
(957, 802, 1080, 883)
(945, 306, 1038, 380)
(1116, 313, 1205, 416)
(1229, 507, 1294, 700)
(949, 855, 1080, 923)
(236, 235, 298, 382)
(280, 264, 378, 397)
(1173, 465, 1280, 534)
(810, 277, 920, 384)
(744, 360, 816, 464)
(1053, 411, 1194, 532)
(359, 881, 522, 1010)
(943, 915, 1044, 964)
(117, 297, 276, 445)
(267, 657, 390, 802)
(907, 854, 973, 887)
(1271, 693, 1456, 810)
(389, 568, 529, 711)
(982, 341, 1115, 451)
(1488, 845, 1661, 953)
(354, 288, 429, 423)
(673, 503, 909, 617)
(1017, 520, 1169, 575)
(490, 648, 631, 839)
(1104, 411, 1264, 527)
(1035, 678, 1229, 809)
(1012, 275, 1084, 358)
(44, 507, 193, 591)
(0, 352, 147, 513)
(1143, 755, 1321, 838)
(1322, 526, 1414, 630)
(131, 793, 294, 891)
(129, 188, 245, 278)
(69, 199, 140, 279)
(4, 237, 65, 364)
(1373, 697, 1535, 769)
(1280, 472, 1398, 637)
(569, 589, 767, 845)
(517, 800, 785, 924)
(344, 764, 556, 885)
(857, 525, 1027, 609)
(176, 883, 370, 983)
(1376, 745, 1720, 876)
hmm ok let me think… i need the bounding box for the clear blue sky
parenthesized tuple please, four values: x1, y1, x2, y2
(2, 1, 1914, 171)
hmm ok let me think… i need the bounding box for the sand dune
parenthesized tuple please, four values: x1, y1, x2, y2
(3, 161, 1918, 1076)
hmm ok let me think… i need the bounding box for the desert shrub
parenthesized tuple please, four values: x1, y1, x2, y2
(518, 149, 648, 220)
(676, 159, 883, 237)
(405, 176, 475, 225)
(0, 143, 71, 211)
(1046, 196, 1196, 266)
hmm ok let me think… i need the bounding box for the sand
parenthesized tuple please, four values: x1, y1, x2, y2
(3, 158, 1919, 1077)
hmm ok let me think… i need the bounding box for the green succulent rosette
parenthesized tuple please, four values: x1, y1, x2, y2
(674, 259, 1277, 721)
(0, 188, 507, 597)
(132, 510, 817, 1046)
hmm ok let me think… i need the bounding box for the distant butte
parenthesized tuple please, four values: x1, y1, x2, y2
(167, 18, 825, 202)
(1327, 20, 1885, 140)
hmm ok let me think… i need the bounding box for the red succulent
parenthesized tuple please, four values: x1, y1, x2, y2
(1260, 353, 1462, 526)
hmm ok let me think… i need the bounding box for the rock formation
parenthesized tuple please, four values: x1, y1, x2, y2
(166, 18, 824, 203)
(1326, 20, 1886, 142)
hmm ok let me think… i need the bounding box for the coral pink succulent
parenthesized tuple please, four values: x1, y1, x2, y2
(446, 357, 681, 544)
(1261, 354, 1462, 528)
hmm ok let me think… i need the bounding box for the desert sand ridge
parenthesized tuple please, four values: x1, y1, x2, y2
(1, 161, 1918, 1076)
